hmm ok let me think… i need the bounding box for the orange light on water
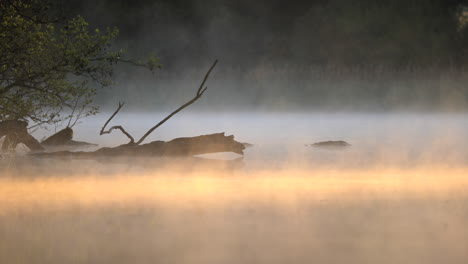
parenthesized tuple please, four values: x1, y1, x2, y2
(1, 167, 467, 212)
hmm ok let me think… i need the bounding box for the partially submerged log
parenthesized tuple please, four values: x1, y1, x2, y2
(307, 140, 351, 149)
(41, 127, 97, 148)
(24, 60, 238, 160)
(32, 132, 245, 159)
(0, 120, 43, 151)
(99, 60, 219, 146)
(41, 127, 73, 145)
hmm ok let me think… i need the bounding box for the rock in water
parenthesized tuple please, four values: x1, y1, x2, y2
(308, 140, 351, 149)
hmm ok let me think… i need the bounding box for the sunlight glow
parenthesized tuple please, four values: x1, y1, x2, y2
(1, 167, 467, 212)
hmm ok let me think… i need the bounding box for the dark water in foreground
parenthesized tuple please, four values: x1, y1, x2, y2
(1, 113, 467, 264)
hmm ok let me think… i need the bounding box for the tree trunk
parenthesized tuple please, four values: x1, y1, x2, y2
(0, 120, 43, 151)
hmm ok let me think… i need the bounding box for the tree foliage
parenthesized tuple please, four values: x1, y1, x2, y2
(0, 0, 158, 126)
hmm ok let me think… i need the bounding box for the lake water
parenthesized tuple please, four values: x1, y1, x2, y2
(1, 112, 467, 264)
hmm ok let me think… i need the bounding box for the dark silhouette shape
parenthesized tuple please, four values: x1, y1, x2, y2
(0, 120, 43, 151)
(100, 60, 218, 146)
(307, 141, 351, 149)
(31, 60, 246, 159)
(32, 132, 245, 158)
(41, 127, 97, 149)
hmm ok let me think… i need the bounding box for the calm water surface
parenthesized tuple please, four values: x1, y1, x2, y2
(1, 113, 467, 264)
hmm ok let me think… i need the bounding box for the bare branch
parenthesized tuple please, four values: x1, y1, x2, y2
(135, 59, 218, 145)
(100, 102, 124, 134)
(69, 105, 86, 128)
(100, 102, 135, 144)
(196, 60, 218, 95)
(68, 94, 90, 129)
(102, 125, 135, 144)
(67, 96, 80, 128)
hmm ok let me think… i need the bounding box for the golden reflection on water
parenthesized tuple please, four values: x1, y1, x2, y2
(2, 167, 467, 211)
(2, 163, 468, 264)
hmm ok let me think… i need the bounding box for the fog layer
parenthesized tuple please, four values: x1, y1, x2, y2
(1, 113, 467, 263)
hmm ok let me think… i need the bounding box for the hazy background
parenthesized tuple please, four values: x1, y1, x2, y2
(45, 0, 468, 112)
(2, 2, 468, 263)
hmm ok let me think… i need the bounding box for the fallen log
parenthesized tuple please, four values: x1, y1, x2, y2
(41, 127, 97, 148)
(31, 132, 245, 159)
(30, 60, 232, 159)
(99, 60, 219, 146)
(41, 127, 73, 145)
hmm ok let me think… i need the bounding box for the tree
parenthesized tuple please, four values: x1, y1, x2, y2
(0, 0, 158, 127)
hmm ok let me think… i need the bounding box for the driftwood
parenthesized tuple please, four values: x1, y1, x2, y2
(41, 127, 97, 148)
(41, 127, 73, 145)
(0, 120, 43, 151)
(27, 60, 247, 159)
(99, 102, 135, 144)
(32, 132, 245, 158)
(307, 140, 351, 149)
(100, 60, 218, 146)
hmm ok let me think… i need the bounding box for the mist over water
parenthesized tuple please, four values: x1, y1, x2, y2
(1, 113, 468, 264)
(2, 0, 468, 263)
(31, 112, 468, 167)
